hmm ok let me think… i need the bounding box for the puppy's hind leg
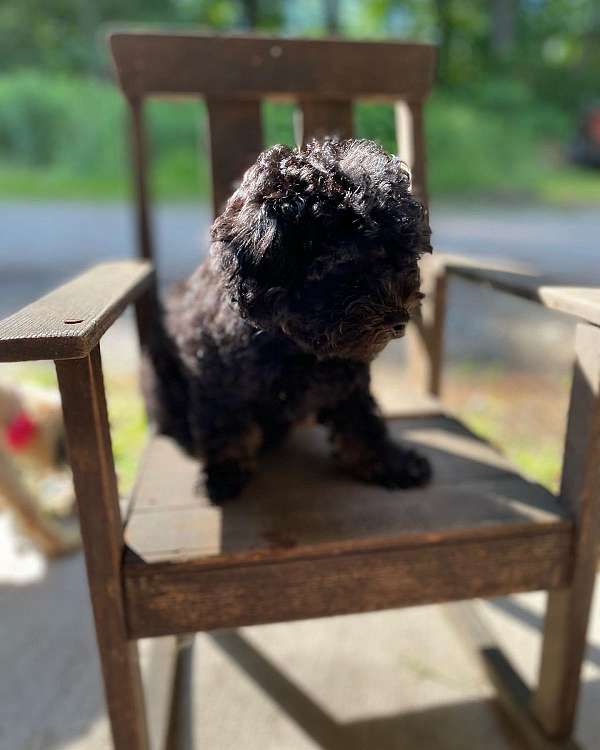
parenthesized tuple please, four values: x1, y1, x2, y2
(202, 423, 263, 503)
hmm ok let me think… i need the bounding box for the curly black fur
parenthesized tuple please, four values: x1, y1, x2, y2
(144, 138, 433, 501)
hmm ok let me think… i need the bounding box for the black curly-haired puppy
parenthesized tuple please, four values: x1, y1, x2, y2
(145, 138, 433, 502)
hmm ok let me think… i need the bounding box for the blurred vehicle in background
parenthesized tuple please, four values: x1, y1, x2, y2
(570, 101, 600, 168)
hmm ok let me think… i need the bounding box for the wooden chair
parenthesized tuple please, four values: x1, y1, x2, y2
(0, 32, 599, 750)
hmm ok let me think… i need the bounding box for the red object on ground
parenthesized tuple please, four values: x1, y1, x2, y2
(589, 112, 600, 144)
(5, 410, 38, 451)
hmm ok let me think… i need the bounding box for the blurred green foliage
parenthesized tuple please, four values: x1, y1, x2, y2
(1, 69, 598, 203)
(2, 0, 599, 106)
(0, 0, 599, 202)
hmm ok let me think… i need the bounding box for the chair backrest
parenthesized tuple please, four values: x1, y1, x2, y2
(109, 32, 437, 265)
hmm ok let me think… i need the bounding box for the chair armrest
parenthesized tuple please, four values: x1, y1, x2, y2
(436, 252, 600, 327)
(0, 260, 154, 362)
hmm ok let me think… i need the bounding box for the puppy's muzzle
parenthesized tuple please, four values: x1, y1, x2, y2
(383, 312, 410, 338)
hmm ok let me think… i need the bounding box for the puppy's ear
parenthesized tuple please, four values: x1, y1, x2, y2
(222, 199, 284, 273)
(211, 144, 299, 274)
(210, 145, 303, 324)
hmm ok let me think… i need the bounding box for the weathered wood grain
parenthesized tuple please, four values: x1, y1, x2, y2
(444, 603, 583, 750)
(485, 649, 582, 750)
(109, 32, 436, 278)
(124, 414, 569, 566)
(109, 33, 437, 101)
(140, 637, 178, 750)
(298, 99, 353, 142)
(442, 256, 600, 327)
(206, 98, 263, 215)
(122, 409, 572, 638)
(128, 98, 154, 263)
(407, 98, 428, 205)
(0, 260, 153, 362)
(533, 323, 600, 739)
(56, 348, 149, 750)
(407, 255, 447, 397)
(124, 528, 571, 638)
(165, 636, 195, 750)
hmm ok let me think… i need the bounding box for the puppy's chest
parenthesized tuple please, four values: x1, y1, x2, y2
(264, 351, 366, 415)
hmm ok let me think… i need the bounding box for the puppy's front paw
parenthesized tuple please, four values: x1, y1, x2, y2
(374, 445, 432, 490)
(202, 460, 251, 504)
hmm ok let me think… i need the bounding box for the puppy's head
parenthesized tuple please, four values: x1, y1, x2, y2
(212, 138, 431, 361)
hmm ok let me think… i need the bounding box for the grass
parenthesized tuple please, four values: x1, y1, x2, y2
(1, 70, 599, 205)
(538, 164, 600, 205)
(442, 367, 567, 492)
(0, 164, 129, 200)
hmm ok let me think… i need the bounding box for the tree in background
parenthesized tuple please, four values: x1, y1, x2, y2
(1, 0, 599, 203)
(0, 0, 599, 111)
(489, 0, 518, 59)
(324, 0, 340, 34)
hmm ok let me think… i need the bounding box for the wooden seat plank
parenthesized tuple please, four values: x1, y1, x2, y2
(125, 412, 569, 569)
(124, 407, 572, 636)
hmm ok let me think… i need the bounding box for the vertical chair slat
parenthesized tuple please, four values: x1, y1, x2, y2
(128, 97, 157, 355)
(407, 99, 428, 206)
(406, 257, 447, 398)
(297, 99, 353, 143)
(56, 347, 149, 750)
(206, 98, 263, 217)
(394, 100, 413, 166)
(533, 322, 600, 739)
(398, 98, 439, 398)
(129, 98, 154, 262)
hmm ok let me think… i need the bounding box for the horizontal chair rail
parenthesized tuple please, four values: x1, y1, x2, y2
(124, 526, 573, 638)
(0, 260, 153, 362)
(109, 32, 436, 100)
(438, 253, 600, 327)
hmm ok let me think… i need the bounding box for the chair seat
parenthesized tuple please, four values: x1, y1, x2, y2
(122, 403, 573, 638)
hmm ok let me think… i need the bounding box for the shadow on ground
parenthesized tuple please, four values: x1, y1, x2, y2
(210, 629, 527, 750)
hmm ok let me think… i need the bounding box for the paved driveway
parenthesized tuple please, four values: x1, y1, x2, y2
(1, 201, 599, 314)
(1, 200, 598, 368)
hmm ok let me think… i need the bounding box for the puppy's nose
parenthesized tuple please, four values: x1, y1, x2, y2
(384, 313, 409, 333)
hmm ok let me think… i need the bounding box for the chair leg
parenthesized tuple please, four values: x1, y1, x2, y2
(96, 634, 150, 750)
(56, 348, 150, 750)
(446, 323, 600, 749)
(532, 584, 597, 740)
(444, 602, 583, 750)
(482, 646, 582, 750)
(533, 322, 600, 741)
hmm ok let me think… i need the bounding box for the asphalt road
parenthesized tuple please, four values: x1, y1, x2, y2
(1, 200, 598, 366)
